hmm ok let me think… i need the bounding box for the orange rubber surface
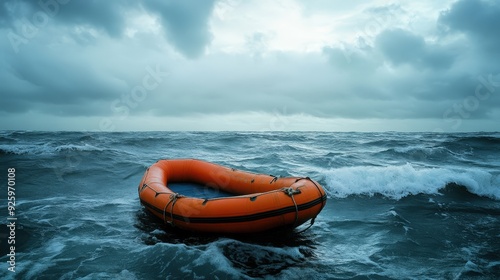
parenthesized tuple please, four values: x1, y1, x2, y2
(138, 159, 327, 233)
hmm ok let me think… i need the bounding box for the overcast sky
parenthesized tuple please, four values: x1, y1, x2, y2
(1, 0, 499, 132)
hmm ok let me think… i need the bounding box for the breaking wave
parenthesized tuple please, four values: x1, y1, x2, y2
(324, 163, 500, 200)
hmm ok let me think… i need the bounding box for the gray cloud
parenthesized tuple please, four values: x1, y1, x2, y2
(141, 0, 216, 58)
(375, 28, 455, 70)
(55, 0, 133, 38)
(0, 0, 132, 37)
(1, 49, 128, 115)
(322, 9, 500, 120)
(0, 0, 215, 57)
(376, 29, 424, 65)
(0, 0, 216, 117)
(439, 0, 500, 54)
(0, 2, 12, 28)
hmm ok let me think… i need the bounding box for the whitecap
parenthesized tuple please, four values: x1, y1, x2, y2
(54, 143, 104, 153)
(0, 142, 103, 155)
(324, 163, 500, 200)
(190, 239, 244, 279)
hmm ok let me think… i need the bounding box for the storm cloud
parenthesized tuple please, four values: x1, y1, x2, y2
(142, 0, 216, 58)
(0, 0, 499, 131)
(439, 0, 500, 54)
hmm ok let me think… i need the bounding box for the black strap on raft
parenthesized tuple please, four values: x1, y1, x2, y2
(295, 177, 326, 209)
(296, 217, 316, 234)
(270, 175, 278, 184)
(163, 193, 183, 227)
(140, 182, 171, 197)
(291, 177, 326, 233)
(283, 187, 302, 226)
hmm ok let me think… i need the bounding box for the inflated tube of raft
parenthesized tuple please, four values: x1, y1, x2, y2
(138, 159, 327, 234)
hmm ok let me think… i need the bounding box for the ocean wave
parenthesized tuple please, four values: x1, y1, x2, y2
(376, 145, 477, 165)
(190, 238, 306, 278)
(377, 146, 451, 159)
(55, 143, 104, 152)
(392, 145, 450, 156)
(324, 163, 500, 200)
(62, 270, 139, 280)
(441, 135, 500, 153)
(0, 143, 104, 155)
(451, 135, 500, 145)
(0, 135, 17, 143)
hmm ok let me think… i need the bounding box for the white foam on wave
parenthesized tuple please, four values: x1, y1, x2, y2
(393, 145, 446, 155)
(55, 143, 104, 152)
(0, 143, 103, 155)
(191, 239, 242, 278)
(0, 144, 49, 155)
(67, 270, 138, 280)
(324, 163, 500, 200)
(20, 238, 67, 279)
(190, 238, 306, 279)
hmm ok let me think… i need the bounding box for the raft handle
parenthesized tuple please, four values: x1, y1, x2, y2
(163, 193, 183, 227)
(296, 217, 316, 234)
(283, 187, 301, 197)
(270, 175, 279, 184)
(282, 187, 301, 226)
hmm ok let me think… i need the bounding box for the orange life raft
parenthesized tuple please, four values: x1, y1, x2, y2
(138, 159, 327, 234)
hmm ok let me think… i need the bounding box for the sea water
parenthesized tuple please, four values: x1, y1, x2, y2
(0, 131, 499, 279)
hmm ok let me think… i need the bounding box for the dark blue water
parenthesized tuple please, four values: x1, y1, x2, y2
(1, 131, 499, 279)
